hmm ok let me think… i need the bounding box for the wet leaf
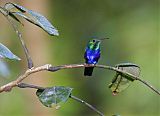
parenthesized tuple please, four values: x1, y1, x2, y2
(5, 3, 59, 36)
(36, 86, 73, 107)
(109, 63, 140, 95)
(0, 43, 21, 60)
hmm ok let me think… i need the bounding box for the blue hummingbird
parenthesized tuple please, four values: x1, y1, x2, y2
(84, 38, 108, 76)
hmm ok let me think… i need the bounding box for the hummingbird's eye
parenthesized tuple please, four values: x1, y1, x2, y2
(92, 39, 96, 42)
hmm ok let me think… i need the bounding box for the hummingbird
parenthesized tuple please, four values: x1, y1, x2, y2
(84, 38, 108, 76)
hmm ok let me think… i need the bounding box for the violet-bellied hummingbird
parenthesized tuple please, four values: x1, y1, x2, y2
(84, 37, 108, 76)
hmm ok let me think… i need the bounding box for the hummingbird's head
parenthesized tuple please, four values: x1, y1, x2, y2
(87, 37, 109, 50)
(88, 39, 101, 50)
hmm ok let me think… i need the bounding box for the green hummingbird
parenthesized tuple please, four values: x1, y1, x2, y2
(84, 38, 108, 76)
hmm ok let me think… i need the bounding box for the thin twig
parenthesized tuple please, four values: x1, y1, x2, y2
(18, 83, 45, 90)
(136, 78, 160, 95)
(0, 64, 50, 92)
(17, 82, 104, 115)
(70, 95, 104, 116)
(0, 7, 31, 67)
(6, 16, 33, 69)
(0, 64, 159, 96)
(0, 6, 8, 16)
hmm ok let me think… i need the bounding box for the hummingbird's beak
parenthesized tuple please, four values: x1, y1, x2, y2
(96, 37, 109, 42)
(99, 37, 109, 41)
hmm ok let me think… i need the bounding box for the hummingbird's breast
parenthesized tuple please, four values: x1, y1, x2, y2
(84, 48, 100, 64)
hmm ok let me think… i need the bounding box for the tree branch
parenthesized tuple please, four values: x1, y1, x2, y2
(18, 83, 45, 90)
(0, 6, 33, 68)
(17, 82, 104, 116)
(6, 16, 34, 69)
(0, 64, 50, 92)
(70, 95, 104, 116)
(0, 63, 159, 95)
(136, 78, 160, 95)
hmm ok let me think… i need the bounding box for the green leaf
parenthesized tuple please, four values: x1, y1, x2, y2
(3, 3, 23, 25)
(36, 86, 73, 107)
(8, 12, 24, 25)
(109, 63, 140, 95)
(115, 63, 140, 81)
(109, 73, 132, 95)
(0, 43, 21, 60)
(5, 3, 59, 36)
(4, 2, 26, 13)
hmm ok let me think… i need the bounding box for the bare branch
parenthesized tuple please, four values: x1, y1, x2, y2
(17, 82, 104, 115)
(0, 6, 33, 68)
(0, 6, 8, 16)
(18, 83, 45, 90)
(0, 63, 159, 96)
(136, 78, 160, 95)
(6, 16, 34, 69)
(70, 95, 104, 116)
(0, 64, 50, 92)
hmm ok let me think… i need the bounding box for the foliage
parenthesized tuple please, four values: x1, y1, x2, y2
(0, 43, 20, 60)
(4, 2, 59, 36)
(109, 63, 140, 95)
(0, 2, 159, 116)
(36, 86, 73, 107)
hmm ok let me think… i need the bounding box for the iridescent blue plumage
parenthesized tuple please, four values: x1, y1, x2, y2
(84, 39, 101, 76)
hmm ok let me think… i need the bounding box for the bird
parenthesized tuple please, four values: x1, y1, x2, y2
(84, 38, 107, 76)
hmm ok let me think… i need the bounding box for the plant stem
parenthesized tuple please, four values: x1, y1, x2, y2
(17, 82, 105, 115)
(17, 83, 45, 90)
(0, 64, 50, 92)
(6, 16, 34, 69)
(0, 63, 159, 96)
(0, 6, 8, 16)
(70, 95, 105, 116)
(136, 78, 160, 95)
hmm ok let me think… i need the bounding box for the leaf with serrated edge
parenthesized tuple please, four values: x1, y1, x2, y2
(0, 43, 21, 60)
(36, 86, 73, 107)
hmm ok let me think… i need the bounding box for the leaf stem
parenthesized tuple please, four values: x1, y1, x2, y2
(6, 16, 34, 69)
(0, 6, 8, 16)
(70, 95, 105, 116)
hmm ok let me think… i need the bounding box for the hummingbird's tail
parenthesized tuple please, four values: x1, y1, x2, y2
(84, 67, 94, 76)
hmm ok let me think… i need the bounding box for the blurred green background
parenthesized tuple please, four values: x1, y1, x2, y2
(0, 0, 159, 116)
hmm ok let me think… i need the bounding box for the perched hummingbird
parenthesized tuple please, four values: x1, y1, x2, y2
(84, 38, 107, 76)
